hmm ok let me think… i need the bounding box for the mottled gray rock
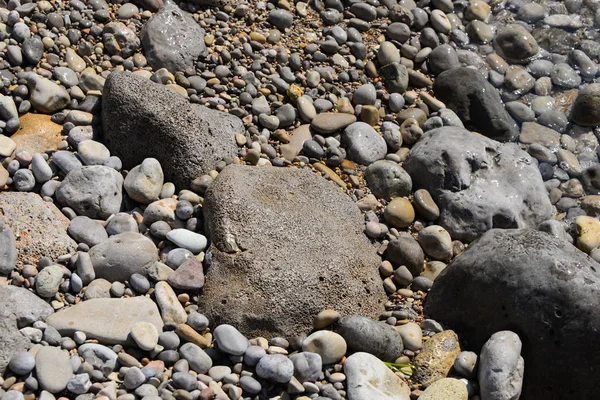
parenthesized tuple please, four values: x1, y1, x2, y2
(103, 21, 140, 58)
(365, 160, 412, 200)
(335, 315, 404, 362)
(342, 122, 387, 165)
(46, 296, 163, 345)
(344, 352, 410, 400)
(89, 232, 158, 282)
(0, 285, 53, 374)
(404, 127, 553, 241)
(290, 352, 322, 383)
(140, 3, 207, 72)
(201, 165, 385, 338)
(479, 331, 524, 400)
(102, 71, 241, 190)
(256, 354, 294, 383)
(0, 192, 77, 268)
(56, 166, 123, 219)
(425, 229, 600, 399)
(35, 265, 64, 298)
(433, 68, 518, 142)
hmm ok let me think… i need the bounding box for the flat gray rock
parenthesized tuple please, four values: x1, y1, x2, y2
(102, 71, 241, 190)
(425, 229, 600, 398)
(35, 346, 72, 393)
(404, 126, 553, 242)
(46, 297, 163, 345)
(0, 192, 77, 268)
(0, 285, 53, 374)
(140, 2, 207, 72)
(201, 165, 386, 338)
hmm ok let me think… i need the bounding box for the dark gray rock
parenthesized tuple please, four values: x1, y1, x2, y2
(379, 62, 409, 94)
(22, 36, 44, 64)
(0, 221, 17, 276)
(404, 127, 553, 241)
(335, 315, 404, 362)
(493, 24, 539, 64)
(384, 232, 424, 275)
(0, 192, 77, 268)
(425, 229, 600, 399)
(365, 160, 412, 200)
(140, 3, 207, 72)
(201, 165, 386, 339)
(89, 232, 158, 282)
(102, 71, 241, 190)
(428, 44, 459, 75)
(56, 166, 123, 219)
(571, 83, 600, 127)
(0, 285, 54, 374)
(433, 67, 518, 142)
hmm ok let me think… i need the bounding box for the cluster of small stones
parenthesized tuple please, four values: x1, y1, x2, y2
(0, 0, 600, 399)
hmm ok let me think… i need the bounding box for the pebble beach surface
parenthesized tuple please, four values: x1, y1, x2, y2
(1, 0, 600, 399)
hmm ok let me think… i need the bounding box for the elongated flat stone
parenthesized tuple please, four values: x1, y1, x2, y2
(46, 297, 163, 345)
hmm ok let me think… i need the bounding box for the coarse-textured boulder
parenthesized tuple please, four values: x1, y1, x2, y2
(0, 192, 77, 268)
(201, 165, 386, 338)
(425, 229, 600, 399)
(102, 71, 241, 190)
(140, 2, 207, 72)
(0, 285, 54, 374)
(404, 127, 552, 242)
(571, 83, 600, 127)
(433, 67, 518, 142)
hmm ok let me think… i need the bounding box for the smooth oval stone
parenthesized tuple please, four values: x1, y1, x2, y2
(131, 321, 159, 351)
(35, 346, 72, 393)
(165, 229, 207, 254)
(310, 113, 357, 134)
(302, 331, 347, 364)
(213, 324, 249, 356)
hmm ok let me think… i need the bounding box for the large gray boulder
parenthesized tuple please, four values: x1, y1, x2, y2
(102, 71, 241, 190)
(425, 229, 600, 399)
(0, 192, 77, 268)
(404, 127, 552, 242)
(140, 2, 207, 72)
(0, 285, 54, 374)
(201, 165, 386, 339)
(433, 67, 518, 142)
